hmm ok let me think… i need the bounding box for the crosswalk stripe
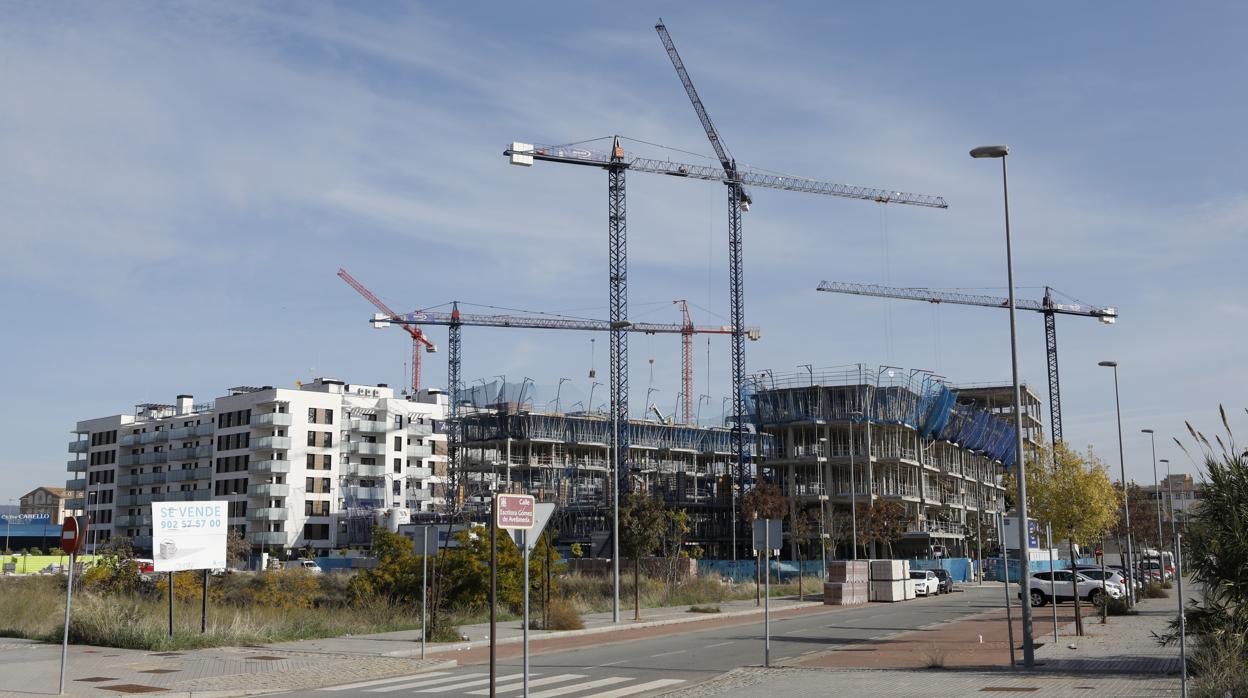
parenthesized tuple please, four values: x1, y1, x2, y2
(413, 673, 526, 693)
(465, 674, 587, 695)
(528, 676, 631, 698)
(319, 672, 452, 691)
(367, 672, 488, 693)
(583, 678, 685, 698)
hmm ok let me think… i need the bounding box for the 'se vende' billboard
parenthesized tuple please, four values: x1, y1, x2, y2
(150, 501, 228, 572)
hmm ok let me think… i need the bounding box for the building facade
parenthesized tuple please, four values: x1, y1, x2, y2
(19, 486, 68, 524)
(752, 366, 1031, 560)
(66, 379, 447, 557)
(1143, 473, 1204, 524)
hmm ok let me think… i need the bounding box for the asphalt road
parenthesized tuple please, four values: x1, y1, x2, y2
(286, 585, 1005, 698)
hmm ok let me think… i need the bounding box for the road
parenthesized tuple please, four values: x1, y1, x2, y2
(281, 585, 1006, 698)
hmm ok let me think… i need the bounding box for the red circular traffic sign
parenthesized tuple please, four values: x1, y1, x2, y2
(60, 516, 86, 555)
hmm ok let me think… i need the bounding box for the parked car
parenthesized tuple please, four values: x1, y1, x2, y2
(910, 570, 940, 596)
(1021, 570, 1124, 607)
(1074, 566, 1130, 590)
(931, 568, 954, 594)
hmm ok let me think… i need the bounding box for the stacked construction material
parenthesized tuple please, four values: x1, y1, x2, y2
(823, 560, 869, 605)
(868, 559, 910, 602)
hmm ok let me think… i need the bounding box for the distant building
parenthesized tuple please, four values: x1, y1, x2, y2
(67, 379, 447, 558)
(20, 486, 68, 524)
(1142, 473, 1204, 524)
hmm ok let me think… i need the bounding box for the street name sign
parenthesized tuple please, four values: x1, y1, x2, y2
(496, 494, 536, 530)
(150, 501, 227, 572)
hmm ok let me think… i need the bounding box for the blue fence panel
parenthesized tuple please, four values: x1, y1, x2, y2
(908, 557, 973, 582)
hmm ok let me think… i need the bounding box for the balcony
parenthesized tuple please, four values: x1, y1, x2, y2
(139, 431, 170, 445)
(252, 436, 292, 450)
(119, 452, 169, 467)
(163, 489, 211, 502)
(408, 467, 432, 480)
(407, 422, 433, 437)
(65, 498, 84, 510)
(248, 507, 288, 521)
(352, 419, 390, 434)
(250, 483, 289, 497)
(407, 444, 433, 459)
(348, 441, 386, 455)
(168, 426, 193, 440)
(68, 440, 88, 454)
(167, 467, 212, 482)
(907, 520, 966, 537)
(409, 488, 432, 502)
(343, 486, 386, 502)
(250, 412, 293, 428)
(346, 464, 387, 478)
(67, 460, 87, 473)
(116, 515, 147, 527)
(251, 459, 290, 474)
(117, 493, 154, 507)
(166, 447, 204, 461)
(64, 479, 86, 491)
(133, 535, 153, 549)
(250, 531, 288, 546)
(194, 423, 215, 437)
(119, 434, 142, 446)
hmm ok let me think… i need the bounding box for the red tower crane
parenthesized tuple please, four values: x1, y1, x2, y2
(337, 267, 436, 395)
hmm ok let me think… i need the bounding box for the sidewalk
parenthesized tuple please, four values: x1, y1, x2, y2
(671, 587, 1186, 697)
(266, 594, 823, 658)
(0, 638, 452, 698)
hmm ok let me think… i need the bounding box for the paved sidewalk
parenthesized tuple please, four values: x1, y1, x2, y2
(266, 594, 821, 657)
(0, 638, 451, 698)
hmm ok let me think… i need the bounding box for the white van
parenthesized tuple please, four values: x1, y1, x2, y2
(282, 559, 321, 573)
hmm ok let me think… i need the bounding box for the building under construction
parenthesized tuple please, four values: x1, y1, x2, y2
(456, 404, 769, 557)
(753, 365, 1042, 560)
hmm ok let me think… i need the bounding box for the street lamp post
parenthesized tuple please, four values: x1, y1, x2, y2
(1099, 360, 1135, 607)
(1161, 459, 1177, 545)
(971, 144, 1034, 667)
(817, 494, 829, 581)
(848, 410, 863, 560)
(1142, 429, 1164, 554)
(555, 378, 571, 413)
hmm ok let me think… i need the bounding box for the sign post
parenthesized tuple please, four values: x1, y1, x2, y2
(511, 503, 555, 698)
(495, 494, 536, 698)
(421, 526, 428, 660)
(151, 502, 228, 639)
(752, 518, 780, 669)
(58, 515, 85, 695)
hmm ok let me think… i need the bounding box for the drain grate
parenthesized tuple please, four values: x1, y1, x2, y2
(99, 684, 169, 694)
(981, 689, 1040, 693)
(244, 655, 286, 661)
(139, 669, 181, 674)
(74, 677, 117, 683)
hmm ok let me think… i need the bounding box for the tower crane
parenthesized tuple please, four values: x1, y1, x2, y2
(337, 268, 436, 395)
(673, 300, 695, 424)
(372, 305, 760, 511)
(815, 280, 1117, 457)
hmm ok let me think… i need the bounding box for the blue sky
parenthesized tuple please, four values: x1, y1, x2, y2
(2, 2, 1245, 499)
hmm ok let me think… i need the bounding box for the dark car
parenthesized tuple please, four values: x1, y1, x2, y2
(931, 568, 954, 594)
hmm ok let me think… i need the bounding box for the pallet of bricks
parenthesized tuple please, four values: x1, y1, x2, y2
(868, 559, 910, 602)
(823, 560, 868, 605)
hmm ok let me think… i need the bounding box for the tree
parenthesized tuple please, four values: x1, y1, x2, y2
(225, 528, 251, 568)
(437, 525, 529, 611)
(1016, 441, 1118, 635)
(739, 482, 787, 522)
(859, 501, 910, 557)
(658, 508, 692, 591)
(1112, 482, 1161, 555)
(618, 493, 666, 620)
(348, 528, 423, 605)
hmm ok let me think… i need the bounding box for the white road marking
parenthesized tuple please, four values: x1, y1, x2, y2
(596, 660, 626, 667)
(529, 677, 631, 698)
(583, 678, 686, 698)
(413, 673, 525, 692)
(706, 641, 734, 648)
(465, 674, 587, 695)
(319, 672, 452, 691)
(367, 673, 487, 692)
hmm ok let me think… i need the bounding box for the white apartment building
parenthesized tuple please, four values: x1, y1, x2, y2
(66, 378, 447, 556)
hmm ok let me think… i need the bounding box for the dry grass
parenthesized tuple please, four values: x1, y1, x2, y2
(557, 571, 818, 616)
(921, 643, 948, 669)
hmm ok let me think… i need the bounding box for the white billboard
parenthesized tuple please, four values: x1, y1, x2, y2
(150, 501, 228, 572)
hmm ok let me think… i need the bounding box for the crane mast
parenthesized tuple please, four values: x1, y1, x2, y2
(815, 280, 1117, 457)
(674, 300, 694, 424)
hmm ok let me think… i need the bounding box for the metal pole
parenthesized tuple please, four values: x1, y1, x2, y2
(1109, 366, 1135, 607)
(763, 521, 770, 668)
(1165, 460, 1177, 547)
(490, 495, 497, 698)
(864, 402, 873, 558)
(168, 572, 174, 637)
(999, 154, 1034, 667)
(201, 569, 208, 633)
(1147, 431, 1162, 555)
(819, 496, 828, 579)
(849, 415, 858, 560)
(421, 526, 428, 660)
(1046, 523, 1056, 644)
(1176, 532, 1187, 698)
(58, 551, 76, 695)
(522, 530, 530, 698)
(612, 409, 620, 624)
(999, 512, 1016, 668)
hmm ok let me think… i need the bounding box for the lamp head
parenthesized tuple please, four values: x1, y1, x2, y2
(1098, 360, 1118, 368)
(1141, 428, 1154, 434)
(970, 145, 1009, 159)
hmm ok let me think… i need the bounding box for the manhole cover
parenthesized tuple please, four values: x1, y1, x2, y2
(74, 677, 117, 683)
(99, 685, 169, 694)
(139, 669, 181, 674)
(981, 689, 1039, 693)
(245, 655, 287, 661)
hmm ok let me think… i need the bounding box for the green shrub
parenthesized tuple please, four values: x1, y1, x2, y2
(1105, 597, 1136, 616)
(688, 605, 721, 613)
(531, 598, 584, 630)
(1143, 582, 1169, 599)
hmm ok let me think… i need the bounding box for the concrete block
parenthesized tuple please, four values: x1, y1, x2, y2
(869, 580, 907, 602)
(904, 579, 918, 599)
(869, 559, 907, 581)
(823, 581, 868, 606)
(827, 560, 870, 584)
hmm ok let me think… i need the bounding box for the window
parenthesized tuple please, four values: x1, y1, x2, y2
(325, 454, 332, 469)
(394, 458, 402, 474)
(395, 415, 403, 428)
(307, 431, 315, 447)
(321, 478, 331, 493)
(394, 436, 402, 451)
(306, 477, 315, 492)
(308, 407, 318, 424)
(307, 454, 316, 469)
(324, 409, 333, 425)
(1033, 572, 1051, 581)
